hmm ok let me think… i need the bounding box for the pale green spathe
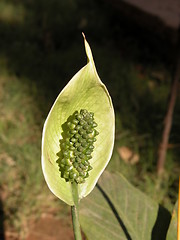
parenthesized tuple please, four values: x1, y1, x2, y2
(41, 35, 115, 205)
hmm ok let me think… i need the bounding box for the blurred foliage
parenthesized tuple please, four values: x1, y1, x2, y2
(0, 0, 179, 236)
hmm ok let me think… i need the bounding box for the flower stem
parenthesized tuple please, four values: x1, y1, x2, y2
(71, 182, 82, 240)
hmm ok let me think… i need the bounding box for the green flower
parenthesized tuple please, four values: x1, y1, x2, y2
(41, 35, 115, 205)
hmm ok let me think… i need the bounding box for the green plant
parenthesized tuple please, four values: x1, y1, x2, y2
(41, 35, 115, 239)
(41, 35, 179, 240)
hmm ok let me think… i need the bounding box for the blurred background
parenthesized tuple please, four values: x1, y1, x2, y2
(0, 0, 180, 239)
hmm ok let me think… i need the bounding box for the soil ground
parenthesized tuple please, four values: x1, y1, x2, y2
(5, 214, 74, 240)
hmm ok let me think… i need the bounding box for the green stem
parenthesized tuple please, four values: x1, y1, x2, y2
(71, 182, 82, 240)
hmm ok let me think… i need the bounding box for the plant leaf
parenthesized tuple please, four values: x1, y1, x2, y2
(80, 171, 170, 240)
(166, 201, 178, 240)
(41, 35, 115, 205)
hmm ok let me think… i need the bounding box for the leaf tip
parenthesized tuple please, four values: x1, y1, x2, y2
(82, 33, 94, 64)
(82, 32, 85, 40)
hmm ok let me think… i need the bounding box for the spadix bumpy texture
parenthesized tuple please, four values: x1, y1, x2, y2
(57, 109, 99, 184)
